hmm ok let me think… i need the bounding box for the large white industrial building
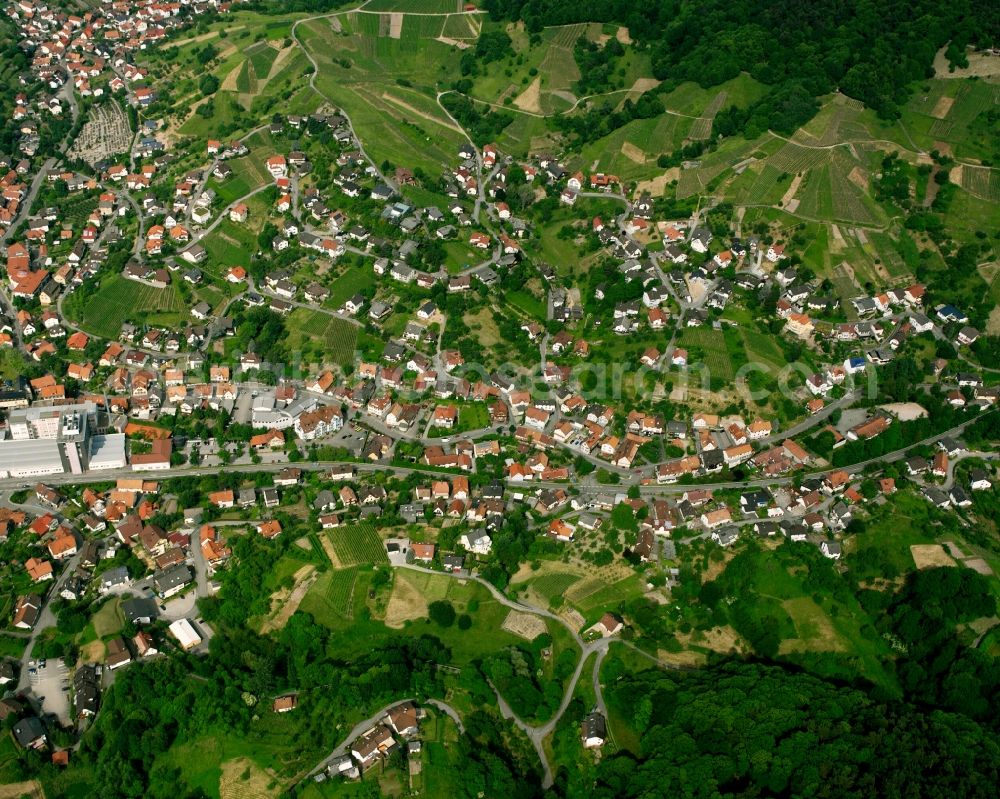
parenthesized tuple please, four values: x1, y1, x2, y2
(0, 402, 127, 479)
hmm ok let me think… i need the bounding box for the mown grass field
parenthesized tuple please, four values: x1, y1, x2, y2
(202, 219, 258, 270)
(324, 268, 375, 309)
(505, 288, 547, 320)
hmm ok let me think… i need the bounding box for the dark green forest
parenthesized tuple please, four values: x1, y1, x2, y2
(590, 661, 1000, 799)
(483, 0, 1000, 130)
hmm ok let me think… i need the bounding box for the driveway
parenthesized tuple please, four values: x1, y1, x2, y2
(159, 590, 197, 621)
(26, 658, 71, 725)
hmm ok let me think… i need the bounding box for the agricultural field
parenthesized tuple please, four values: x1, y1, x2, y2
(299, 13, 468, 178)
(678, 327, 736, 383)
(959, 164, 1000, 202)
(728, 162, 793, 207)
(299, 566, 359, 622)
(364, 0, 463, 11)
(513, 560, 646, 622)
(898, 78, 1000, 162)
(285, 309, 360, 365)
(65, 273, 189, 339)
(564, 574, 646, 614)
(741, 328, 786, 370)
(530, 571, 582, 603)
(328, 523, 388, 567)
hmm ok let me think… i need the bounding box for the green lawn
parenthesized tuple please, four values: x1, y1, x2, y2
(506, 289, 547, 320)
(325, 268, 375, 309)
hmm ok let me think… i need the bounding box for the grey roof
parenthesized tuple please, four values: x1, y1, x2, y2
(582, 712, 606, 739)
(122, 597, 159, 625)
(101, 565, 130, 586)
(13, 716, 46, 747)
(153, 564, 192, 594)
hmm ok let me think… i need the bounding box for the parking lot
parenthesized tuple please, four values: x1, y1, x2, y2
(27, 658, 71, 724)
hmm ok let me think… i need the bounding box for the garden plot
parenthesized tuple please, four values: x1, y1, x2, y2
(67, 102, 132, 165)
(910, 544, 957, 570)
(501, 610, 547, 640)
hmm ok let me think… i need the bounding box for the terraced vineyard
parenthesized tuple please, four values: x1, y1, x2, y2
(960, 165, 1000, 202)
(65, 273, 187, 339)
(325, 567, 359, 618)
(329, 523, 387, 567)
(769, 142, 829, 174)
(530, 571, 581, 602)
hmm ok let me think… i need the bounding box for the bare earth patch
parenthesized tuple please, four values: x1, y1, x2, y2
(436, 36, 472, 49)
(629, 77, 660, 92)
(964, 558, 995, 576)
(501, 609, 547, 640)
(513, 76, 543, 114)
(264, 44, 295, 81)
(986, 306, 1000, 335)
(657, 648, 706, 667)
(620, 141, 647, 163)
(320, 534, 342, 567)
(848, 166, 869, 192)
(779, 173, 803, 208)
(942, 540, 967, 559)
(0, 782, 44, 799)
(81, 640, 106, 663)
(220, 757, 280, 799)
(220, 62, 243, 92)
(911, 544, 957, 570)
(830, 223, 847, 250)
(637, 169, 679, 195)
(879, 402, 929, 421)
(933, 46, 1000, 79)
(389, 12, 403, 39)
(261, 565, 317, 633)
(559, 606, 586, 631)
(678, 625, 744, 654)
(615, 26, 633, 45)
(385, 571, 429, 628)
(931, 95, 955, 119)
